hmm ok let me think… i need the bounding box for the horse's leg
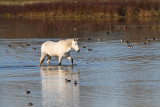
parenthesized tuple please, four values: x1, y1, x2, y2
(58, 56, 62, 65)
(47, 55, 51, 66)
(67, 56, 73, 65)
(39, 53, 47, 66)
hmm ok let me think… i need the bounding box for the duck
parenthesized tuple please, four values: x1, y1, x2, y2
(124, 25, 127, 30)
(8, 44, 12, 47)
(88, 38, 91, 40)
(152, 38, 155, 41)
(28, 102, 33, 106)
(120, 38, 125, 42)
(25, 90, 31, 94)
(83, 46, 86, 48)
(26, 43, 30, 46)
(128, 45, 133, 48)
(144, 38, 148, 40)
(87, 49, 93, 51)
(65, 79, 71, 82)
(74, 81, 78, 85)
(32, 47, 36, 50)
(134, 42, 138, 45)
(124, 40, 129, 44)
(144, 40, 151, 44)
(97, 38, 102, 41)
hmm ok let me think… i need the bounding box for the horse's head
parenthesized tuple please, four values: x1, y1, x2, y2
(72, 38, 80, 53)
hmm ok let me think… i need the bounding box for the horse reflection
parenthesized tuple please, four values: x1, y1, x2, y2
(41, 66, 79, 107)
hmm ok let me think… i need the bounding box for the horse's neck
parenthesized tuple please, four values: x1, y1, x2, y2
(59, 39, 72, 51)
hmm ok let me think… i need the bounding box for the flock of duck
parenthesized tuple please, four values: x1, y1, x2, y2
(7, 36, 157, 107)
(65, 79, 78, 86)
(121, 37, 156, 49)
(24, 90, 33, 106)
(24, 79, 78, 107)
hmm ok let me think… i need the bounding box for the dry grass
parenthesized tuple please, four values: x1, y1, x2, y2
(0, 0, 159, 18)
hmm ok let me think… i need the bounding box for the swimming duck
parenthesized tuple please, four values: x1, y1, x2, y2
(83, 46, 86, 48)
(134, 42, 138, 45)
(152, 38, 155, 41)
(74, 81, 78, 85)
(25, 90, 31, 94)
(8, 44, 12, 47)
(121, 38, 125, 42)
(65, 79, 71, 82)
(26, 43, 30, 46)
(128, 45, 133, 48)
(124, 40, 129, 44)
(87, 49, 93, 51)
(28, 102, 33, 106)
(97, 38, 102, 41)
(144, 40, 151, 44)
(88, 38, 91, 40)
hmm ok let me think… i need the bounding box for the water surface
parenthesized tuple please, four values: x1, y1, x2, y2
(0, 18, 160, 107)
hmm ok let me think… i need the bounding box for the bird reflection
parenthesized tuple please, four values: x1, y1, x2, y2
(40, 65, 79, 107)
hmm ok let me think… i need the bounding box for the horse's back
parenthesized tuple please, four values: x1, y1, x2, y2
(41, 41, 56, 51)
(41, 41, 60, 56)
(42, 41, 57, 48)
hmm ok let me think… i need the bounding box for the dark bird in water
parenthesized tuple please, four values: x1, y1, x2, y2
(124, 40, 129, 44)
(128, 45, 133, 48)
(74, 81, 78, 85)
(144, 38, 148, 40)
(87, 49, 93, 51)
(83, 46, 86, 48)
(65, 79, 71, 82)
(28, 102, 33, 106)
(25, 90, 31, 94)
(152, 38, 155, 41)
(88, 38, 91, 40)
(8, 44, 12, 47)
(121, 38, 125, 42)
(26, 43, 30, 46)
(144, 40, 151, 44)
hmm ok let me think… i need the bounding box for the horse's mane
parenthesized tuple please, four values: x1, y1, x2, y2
(58, 39, 73, 48)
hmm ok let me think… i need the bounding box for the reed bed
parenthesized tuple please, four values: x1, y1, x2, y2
(0, 0, 159, 18)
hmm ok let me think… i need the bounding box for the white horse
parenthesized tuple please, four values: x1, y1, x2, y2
(39, 38, 80, 66)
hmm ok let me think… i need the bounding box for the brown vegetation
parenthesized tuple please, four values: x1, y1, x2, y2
(0, 0, 160, 18)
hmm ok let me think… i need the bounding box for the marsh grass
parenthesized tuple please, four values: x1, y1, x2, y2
(0, 0, 159, 18)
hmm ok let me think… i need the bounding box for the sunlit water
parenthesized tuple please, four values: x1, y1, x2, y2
(0, 18, 160, 107)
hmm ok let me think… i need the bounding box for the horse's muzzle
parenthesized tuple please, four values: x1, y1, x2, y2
(77, 49, 80, 53)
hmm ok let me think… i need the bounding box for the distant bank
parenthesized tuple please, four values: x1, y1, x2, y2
(0, 0, 160, 18)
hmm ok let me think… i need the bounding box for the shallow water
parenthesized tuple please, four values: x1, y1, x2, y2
(0, 18, 160, 107)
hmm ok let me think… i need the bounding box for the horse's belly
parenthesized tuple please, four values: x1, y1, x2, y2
(62, 52, 70, 57)
(48, 52, 59, 57)
(49, 51, 70, 58)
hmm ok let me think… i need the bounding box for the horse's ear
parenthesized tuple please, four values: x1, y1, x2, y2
(77, 38, 79, 41)
(74, 38, 79, 41)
